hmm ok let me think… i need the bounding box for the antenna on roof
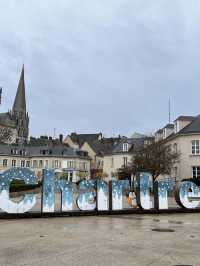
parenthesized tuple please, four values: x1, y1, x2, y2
(53, 128, 56, 139)
(168, 97, 171, 124)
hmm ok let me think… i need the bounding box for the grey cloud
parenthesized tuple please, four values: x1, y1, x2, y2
(0, 1, 200, 137)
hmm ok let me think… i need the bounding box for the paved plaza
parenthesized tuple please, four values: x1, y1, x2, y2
(0, 213, 200, 266)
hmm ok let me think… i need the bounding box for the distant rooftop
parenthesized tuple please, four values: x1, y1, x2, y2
(178, 115, 200, 135)
(86, 137, 122, 156)
(131, 132, 147, 138)
(163, 123, 174, 129)
(29, 135, 65, 147)
(174, 115, 196, 122)
(69, 132, 102, 146)
(0, 143, 89, 159)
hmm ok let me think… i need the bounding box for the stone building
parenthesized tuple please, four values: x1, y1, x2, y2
(155, 115, 200, 182)
(0, 66, 29, 144)
(102, 136, 154, 180)
(0, 143, 91, 182)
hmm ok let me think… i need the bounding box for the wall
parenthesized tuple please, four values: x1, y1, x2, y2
(103, 153, 133, 180)
(165, 134, 200, 181)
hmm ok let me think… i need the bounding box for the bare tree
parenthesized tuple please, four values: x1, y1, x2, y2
(130, 141, 180, 181)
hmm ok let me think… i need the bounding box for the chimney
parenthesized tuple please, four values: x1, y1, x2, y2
(59, 134, 63, 143)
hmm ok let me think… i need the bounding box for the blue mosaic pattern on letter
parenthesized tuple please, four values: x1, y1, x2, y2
(56, 180, 76, 211)
(112, 180, 130, 210)
(136, 172, 153, 209)
(97, 180, 109, 210)
(77, 180, 96, 211)
(42, 169, 55, 212)
(154, 178, 175, 209)
(176, 181, 200, 209)
(0, 167, 37, 213)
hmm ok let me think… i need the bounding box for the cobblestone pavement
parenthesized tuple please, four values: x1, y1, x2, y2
(0, 213, 200, 266)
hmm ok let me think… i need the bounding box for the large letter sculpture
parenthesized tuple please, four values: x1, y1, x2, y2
(175, 181, 200, 209)
(112, 180, 130, 210)
(56, 180, 76, 211)
(97, 180, 109, 211)
(136, 172, 153, 209)
(42, 169, 55, 212)
(77, 180, 96, 211)
(154, 178, 175, 209)
(0, 168, 37, 213)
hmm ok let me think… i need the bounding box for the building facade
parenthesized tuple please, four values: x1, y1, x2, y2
(81, 137, 122, 179)
(103, 137, 154, 180)
(0, 144, 91, 182)
(156, 115, 200, 182)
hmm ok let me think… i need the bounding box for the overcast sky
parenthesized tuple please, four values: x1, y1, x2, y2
(0, 1, 200, 138)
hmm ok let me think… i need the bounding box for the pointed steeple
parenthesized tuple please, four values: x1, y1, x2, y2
(12, 65, 26, 113)
(11, 65, 29, 143)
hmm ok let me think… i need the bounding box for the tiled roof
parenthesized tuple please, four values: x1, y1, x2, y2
(174, 115, 196, 122)
(178, 115, 200, 134)
(86, 137, 122, 156)
(29, 136, 64, 146)
(112, 137, 154, 154)
(70, 132, 102, 146)
(0, 144, 90, 159)
(156, 129, 163, 134)
(163, 123, 174, 129)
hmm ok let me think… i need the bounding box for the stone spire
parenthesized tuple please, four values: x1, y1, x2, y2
(12, 65, 29, 143)
(12, 65, 26, 113)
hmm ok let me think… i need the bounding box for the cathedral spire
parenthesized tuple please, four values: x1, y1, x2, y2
(11, 65, 29, 143)
(12, 65, 26, 113)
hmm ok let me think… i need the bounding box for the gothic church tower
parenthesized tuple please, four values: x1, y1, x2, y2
(11, 65, 29, 143)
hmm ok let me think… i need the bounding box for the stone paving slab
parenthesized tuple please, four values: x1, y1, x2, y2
(0, 213, 200, 266)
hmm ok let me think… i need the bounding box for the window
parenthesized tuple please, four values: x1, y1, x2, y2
(12, 160, 16, 167)
(172, 167, 178, 182)
(123, 143, 129, 152)
(20, 149, 26, 156)
(45, 160, 49, 168)
(26, 161, 30, 168)
(144, 140, 151, 146)
(55, 160, 60, 168)
(39, 160, 43, 168)
(33, 160, 38, 168)
(21, 160, 25, 167)
(123, 157, 128, 166)
(68, 161, 74, 168)
(3, 159, 8, 167)
(11, 149, 18, 155)
(173, 143, 177, 153)
(192, 166, 200, 179)
(111, 158, 114, 168)
(83, 162, 87, 170)
(192, 140, 200, 155)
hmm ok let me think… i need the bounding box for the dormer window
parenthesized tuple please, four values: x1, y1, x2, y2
(123, 143, 129, 152)
(11, 149, 18, 155)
